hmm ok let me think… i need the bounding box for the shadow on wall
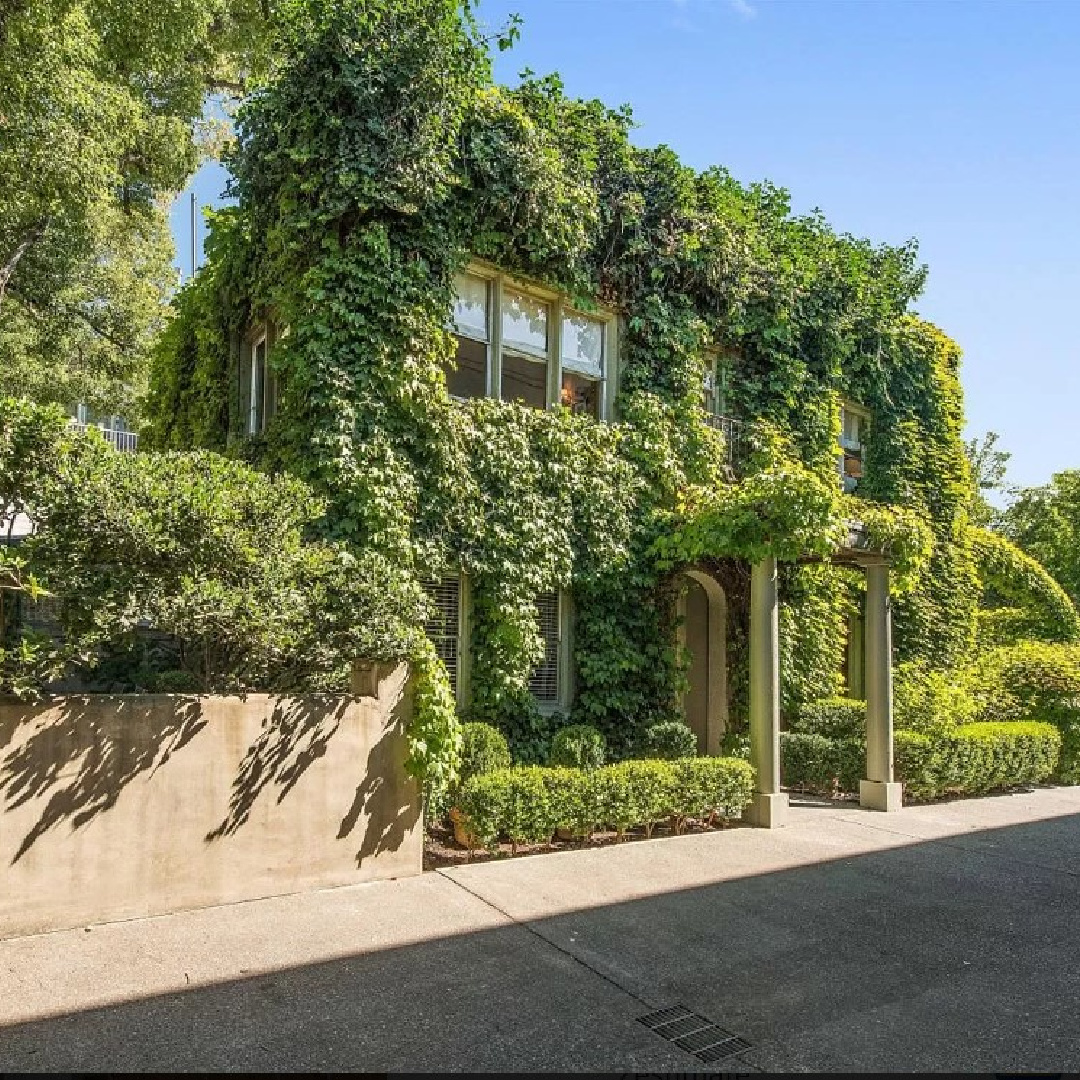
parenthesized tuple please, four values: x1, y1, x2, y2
(0, 684, 417, 873)
(205, 696, 352, 841)
(338, 686, 418, 867)
(0, 696, 207, 864)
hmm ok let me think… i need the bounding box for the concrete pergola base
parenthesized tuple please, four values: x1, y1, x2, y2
(744, 792, 790, 828)
(746, 539, 902, 828)
(859, 780, 903, 812)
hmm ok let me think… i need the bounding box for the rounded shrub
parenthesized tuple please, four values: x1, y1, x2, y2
(893, 662, 977, 733)
(549, 723, 607, 770)
(971, 641, 1080, 782)
(459, 722, 512, 783)
(151, 668, 201, 693)
(640, 720, 697, 760)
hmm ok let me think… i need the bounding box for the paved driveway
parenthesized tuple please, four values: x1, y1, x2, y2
(2, 787, 1079, 1072)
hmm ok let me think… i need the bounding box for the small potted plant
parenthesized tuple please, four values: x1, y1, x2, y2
(449, 722, 512, 847)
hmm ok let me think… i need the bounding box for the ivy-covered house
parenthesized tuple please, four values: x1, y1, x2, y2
(146, 1, 999, 821)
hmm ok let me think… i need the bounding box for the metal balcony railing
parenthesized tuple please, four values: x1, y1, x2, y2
(67, 420, 139, 452)
(702, 412, 745, 467)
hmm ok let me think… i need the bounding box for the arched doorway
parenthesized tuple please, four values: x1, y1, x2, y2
(677, 570, 728, 756)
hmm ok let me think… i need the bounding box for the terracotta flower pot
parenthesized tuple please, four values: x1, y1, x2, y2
(449, 807, 476, 849)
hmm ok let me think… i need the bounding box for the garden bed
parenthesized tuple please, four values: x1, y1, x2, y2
(423, 813, 745, 870)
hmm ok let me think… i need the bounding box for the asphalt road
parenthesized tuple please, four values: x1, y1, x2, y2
(2, 786, 1079, 1072)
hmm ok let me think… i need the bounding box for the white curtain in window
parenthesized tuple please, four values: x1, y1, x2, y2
(561, 312, 603, 378)
(501, 289, 548, 355)
(453, 274, 489, 340)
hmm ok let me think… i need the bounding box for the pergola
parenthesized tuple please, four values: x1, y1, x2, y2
(745, 523, 900, 827)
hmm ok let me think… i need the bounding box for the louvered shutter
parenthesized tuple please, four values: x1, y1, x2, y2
(422, 578, 461, 696)
(529, 591, 560, 702)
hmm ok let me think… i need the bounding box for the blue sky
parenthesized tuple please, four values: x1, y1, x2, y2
(172, 0, 1080, 490)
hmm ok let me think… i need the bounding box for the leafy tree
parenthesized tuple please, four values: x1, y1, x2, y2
(1002, 470, 1080, 608)
(964, 430, 1013, 528)
(0, 0, 271, 416)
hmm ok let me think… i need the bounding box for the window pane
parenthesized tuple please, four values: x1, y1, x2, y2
(560, 371, 600, 418)
(445, 336, 488, 400)
(561, 312, 603, 377)
(501, 352, 547, 409)
(501, 289, 548, 355)
(702, 357, 717, 413)
(841, 409, 862, 447)
(529, 592, 560, 702)
(423, 577, 461, 696)
(453, 273, 489, 340)
(250, 338, 266, 433)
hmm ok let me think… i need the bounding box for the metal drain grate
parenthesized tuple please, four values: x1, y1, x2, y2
(638, 1004, 751, 1065)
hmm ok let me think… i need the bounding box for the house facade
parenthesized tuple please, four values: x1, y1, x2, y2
(145, 9, 975, 818)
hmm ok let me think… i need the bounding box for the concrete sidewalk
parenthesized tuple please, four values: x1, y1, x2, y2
(2, 786, 1080, 1072)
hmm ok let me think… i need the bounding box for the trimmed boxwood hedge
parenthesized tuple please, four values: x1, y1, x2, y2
(791, 697, 865, 740)
(895, 722, 1061, 801)
(456, 756, 755, 851)
(781, 721, 1061, 801)
(971, 642, 1080, 784)
(780, 732, 863, 794)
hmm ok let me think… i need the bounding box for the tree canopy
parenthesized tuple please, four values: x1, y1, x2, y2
(0, 0, 271, 415)
(964, 430, 1013, 529)
(1001, 470, 1080, 608)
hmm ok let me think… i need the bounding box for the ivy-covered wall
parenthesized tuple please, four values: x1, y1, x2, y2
(145, 0, 972, 769)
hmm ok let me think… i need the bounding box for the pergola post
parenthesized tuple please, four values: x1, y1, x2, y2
(745, 555, 788, 828)
(860, 561, 902, 811)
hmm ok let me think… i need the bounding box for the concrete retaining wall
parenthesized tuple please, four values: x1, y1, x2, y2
(0, 664, 420, 940)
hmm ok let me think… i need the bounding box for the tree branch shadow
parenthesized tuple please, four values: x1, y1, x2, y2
(337, 691, 418, 866)
(205, 697, 349, 841)
(0, 697, 206, 864)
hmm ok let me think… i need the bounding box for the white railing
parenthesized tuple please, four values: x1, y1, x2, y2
(67, 420, 139, 452)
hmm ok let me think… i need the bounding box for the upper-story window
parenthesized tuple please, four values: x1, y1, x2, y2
(446, 265, 613, 419)
(448, 273, 490, 400)
(560, 310, 605, 419)
(839, 402, 867, 493)
(500, 288, 548, 409)
(702, 349, 731, 417)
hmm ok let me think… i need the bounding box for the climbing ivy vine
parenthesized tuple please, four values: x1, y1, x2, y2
(145, 0, 984, 789)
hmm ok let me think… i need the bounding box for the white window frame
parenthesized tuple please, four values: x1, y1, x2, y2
(702, 348, 733, 417)
(420, 573, 471, 707)
(248, 327, 268, 435)
(839, 400, 869, 493)
(559, 305, 607, 419)
(528, 588, 574, 712)
(447, 262, 617, 421)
